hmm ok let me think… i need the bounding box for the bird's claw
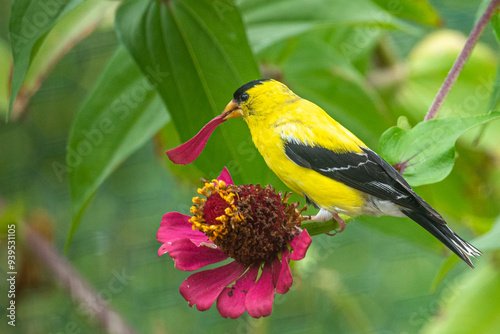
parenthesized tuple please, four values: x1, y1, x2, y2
(324, 213, 347, 236)
(324, 220, 346, 236)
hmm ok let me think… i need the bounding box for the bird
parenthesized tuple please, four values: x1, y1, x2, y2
(221, 78, 481, 268)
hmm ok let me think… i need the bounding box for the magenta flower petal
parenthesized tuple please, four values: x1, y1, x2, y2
(276, 249, 293, 294)
(158, 244, 170, 257)
(217, 265, 259, 319)
(180, 260, 247, 311)
(166, 115, 226, 165)
(245, 261, 275, 318)
(289, 229, 312, 261)
(271, 255, 281, 287)
(217, 166, 234, 185)
(157, 212, 211, 257)
(168, 238, 227, 271)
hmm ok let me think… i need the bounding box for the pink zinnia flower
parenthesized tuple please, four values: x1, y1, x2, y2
(157, 167, 312, 319)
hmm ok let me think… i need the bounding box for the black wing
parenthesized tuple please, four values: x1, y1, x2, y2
(284, 141, 437, 215)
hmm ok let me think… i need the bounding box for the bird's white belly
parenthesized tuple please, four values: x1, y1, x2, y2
(359, 195, 406, 217)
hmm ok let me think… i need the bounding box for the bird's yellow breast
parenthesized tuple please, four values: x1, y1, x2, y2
(242, 97, 368, 215)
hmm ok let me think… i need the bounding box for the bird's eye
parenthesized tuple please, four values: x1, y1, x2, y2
(239, 93, 249, 102)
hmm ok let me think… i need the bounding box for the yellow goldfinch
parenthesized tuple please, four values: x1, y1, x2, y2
(222, 78, 481, 268)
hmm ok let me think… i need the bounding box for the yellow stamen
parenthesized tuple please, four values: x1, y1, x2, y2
(190, 179, 249, 240)
(192, 196, 205, 205)
(224, 207, 234, 216)
(192, 205, 205, 216)
(216, 215, 228, 224)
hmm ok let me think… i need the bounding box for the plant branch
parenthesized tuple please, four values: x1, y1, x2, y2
(24, 225, 138, 334)
(425, 0, 500, 121)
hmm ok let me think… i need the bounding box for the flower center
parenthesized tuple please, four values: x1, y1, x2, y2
(189, 180, 304, 265)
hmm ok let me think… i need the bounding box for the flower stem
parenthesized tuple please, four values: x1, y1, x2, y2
(424, 0, 500, 121)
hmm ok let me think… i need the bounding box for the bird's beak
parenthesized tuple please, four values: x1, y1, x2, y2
(221, 99, 243, 120)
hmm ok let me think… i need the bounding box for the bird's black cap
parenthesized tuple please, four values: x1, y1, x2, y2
(233, 79, 270, 103)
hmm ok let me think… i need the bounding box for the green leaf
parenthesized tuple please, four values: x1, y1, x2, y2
(8, 0, 85, 119)
(372, 0, 441, 27)
(422, 262, 500, 334)
(10, 0, 118, 118)
(492, 8, 500, 44)
(65, 47, 169, 251)
(486, 57, 500, 111)
(0, 39, 11, 116)
(239, 0, 407, 53)
(379, 112, 500, 186)
(115, 0, 265, 185)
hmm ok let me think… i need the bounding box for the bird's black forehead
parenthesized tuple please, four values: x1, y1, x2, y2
(233, 79, 270, 102)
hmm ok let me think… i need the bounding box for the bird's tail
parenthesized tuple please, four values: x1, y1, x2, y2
(403, 210, 482, 268)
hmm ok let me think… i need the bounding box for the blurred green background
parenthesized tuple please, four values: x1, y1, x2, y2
(1, 0, 500, 333)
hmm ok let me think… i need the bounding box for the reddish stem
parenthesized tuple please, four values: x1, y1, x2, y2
(425, 0, 500, 121)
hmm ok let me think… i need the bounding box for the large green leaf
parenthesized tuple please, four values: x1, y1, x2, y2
(492, 12, 500, 44)
(239, 0, 407, 53)
(115, 0, 266, 185)
(0, 39, 10, 116)
(10, 0, 118, 118)
(372, 0, 441, 26)
(8, 0, 85, 119)
(379, 112, 500, 186)
(65, 47, 169, 250)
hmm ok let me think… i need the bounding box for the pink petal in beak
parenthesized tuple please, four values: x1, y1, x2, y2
(166, 115, 226, 165)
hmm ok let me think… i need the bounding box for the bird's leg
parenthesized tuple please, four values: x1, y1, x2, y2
(304, 208, 333, 222)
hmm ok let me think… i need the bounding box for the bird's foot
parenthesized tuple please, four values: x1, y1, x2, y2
(325, 213, 346, 236)
(333, 213, 347, 232)
(303, 209, 347, 236)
